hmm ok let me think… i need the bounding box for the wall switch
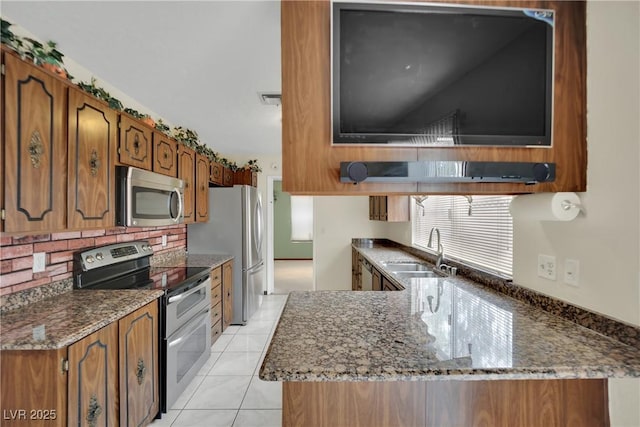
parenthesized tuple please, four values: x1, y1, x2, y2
(33, 252, 46, 273)
(564, 259, 580, 287)
(162, 235, 168, 247)
(537, 254, 556, 280)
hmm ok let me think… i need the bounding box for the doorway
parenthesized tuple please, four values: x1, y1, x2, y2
(267, 177, 314, 294)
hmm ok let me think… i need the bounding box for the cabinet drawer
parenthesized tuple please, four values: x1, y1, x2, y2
(211, 320, 222, 343)
(211, 302, 222, 326)
(211, 266, 222, 287)
(211, 283, 222, 307)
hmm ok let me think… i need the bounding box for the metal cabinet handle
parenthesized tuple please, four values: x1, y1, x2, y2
(136, 358, 146, 385)
(86, 395, 102, 427)
(29, 130, 44, 168)
(89, 150, 101, 176)
(133, 134, 140, 154)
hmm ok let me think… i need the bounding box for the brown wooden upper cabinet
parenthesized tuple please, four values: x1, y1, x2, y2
(223, 167, 234, 187)
(153, 131, 178, 177)
(67, 87, 118, 230)
(118, 114, 153, 170)
(369, 196, 410, 222)
(210, 161, 224, 186)
(2, 51, 68, 233)
(178, 145, 196, 224)
(195, 154, 210, 222)
(281, 0, 586, 195)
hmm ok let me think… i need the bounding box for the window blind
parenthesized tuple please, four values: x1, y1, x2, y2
(412, 195, 513, 277)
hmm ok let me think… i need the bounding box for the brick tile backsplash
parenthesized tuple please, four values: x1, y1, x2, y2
(0, 224, 186, 296)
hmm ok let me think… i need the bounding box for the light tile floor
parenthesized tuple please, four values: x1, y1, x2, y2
(151, 293, 288, 427)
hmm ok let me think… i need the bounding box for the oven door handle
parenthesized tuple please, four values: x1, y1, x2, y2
(168, 278, 210, 304)
(168, 308, 210, 348)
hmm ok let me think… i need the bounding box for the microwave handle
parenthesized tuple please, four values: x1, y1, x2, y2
(173, 188, 183, 221)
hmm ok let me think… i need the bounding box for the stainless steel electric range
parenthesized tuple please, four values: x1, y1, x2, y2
(74, 241, 211, 414)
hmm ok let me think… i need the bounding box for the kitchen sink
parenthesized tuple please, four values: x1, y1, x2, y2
(381, 262, 433, 272)
(392, 270, 441, 279)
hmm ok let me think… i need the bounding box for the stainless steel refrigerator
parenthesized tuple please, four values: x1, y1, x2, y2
(187, 185, 264, 325)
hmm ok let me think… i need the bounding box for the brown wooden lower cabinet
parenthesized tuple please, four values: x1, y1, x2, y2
(282, 379, 609, 427)
(222, 260, 234, 329)
(118, 302, 159, 427)
(0, 300, 160, 427)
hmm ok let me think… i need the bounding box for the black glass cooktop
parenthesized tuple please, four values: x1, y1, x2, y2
(78, 266, 210, 296)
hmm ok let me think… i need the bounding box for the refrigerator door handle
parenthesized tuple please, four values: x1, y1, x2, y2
(245, 261, 264, 273)
(254, 195, 264, 263)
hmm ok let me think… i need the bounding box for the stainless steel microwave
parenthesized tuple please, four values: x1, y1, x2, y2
(116, 166, 184, 227)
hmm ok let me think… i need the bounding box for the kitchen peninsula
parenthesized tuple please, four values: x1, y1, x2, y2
(259, 243, 640, 427)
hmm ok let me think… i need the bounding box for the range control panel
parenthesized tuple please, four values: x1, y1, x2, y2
(77, 241, 153, 271)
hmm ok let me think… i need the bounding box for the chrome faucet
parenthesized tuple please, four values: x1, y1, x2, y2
(427, 227, 444, 268)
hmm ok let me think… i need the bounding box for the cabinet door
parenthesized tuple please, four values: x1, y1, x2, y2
(3, 53, 67, 232)
(223, 167, 233, 187)
(153, 132, 178, 177)
(378, 197, 388, 221)
(119, 301, 159, 426)
(210, 161, 224, 186)
(386, 196, 410, 222)
(195, 154, 210, 222)
(68, 321, 118, 427)
(119, 114, 152, 170)
(0, 348, 68, 427)
(222, 260, 233, 330)
(178, 146, 195, 223)
(67, 88, 117, 229)
(372, 268, 382, 292)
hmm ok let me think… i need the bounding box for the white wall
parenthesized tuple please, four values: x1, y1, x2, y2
(513, 5, 640, 421)
(512, 2, 639, 326)
(314, 197, 390, 290)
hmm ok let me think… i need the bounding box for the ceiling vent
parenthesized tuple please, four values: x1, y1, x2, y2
(258, 92, 281, 106)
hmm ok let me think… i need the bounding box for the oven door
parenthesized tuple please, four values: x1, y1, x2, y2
(165, 305, 211, 410)
(166, 278, 211, 337)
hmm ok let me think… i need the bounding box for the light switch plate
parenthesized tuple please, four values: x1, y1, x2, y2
(33, 252, 46, 273)
(162, 235, 168, 247)
(564, 259, 580, 287)
(537, 254, 556, 281)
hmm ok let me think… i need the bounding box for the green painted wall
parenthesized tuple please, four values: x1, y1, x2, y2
(274, 181, 313, 259)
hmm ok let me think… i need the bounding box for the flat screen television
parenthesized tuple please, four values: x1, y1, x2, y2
(332, 2, 555, 147)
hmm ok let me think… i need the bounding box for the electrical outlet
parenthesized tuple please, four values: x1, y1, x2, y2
(162, 235, 168, 247)
(537, 254, 556, 281)
(32, 252, 46, 273)
(564, 259, 580, 287)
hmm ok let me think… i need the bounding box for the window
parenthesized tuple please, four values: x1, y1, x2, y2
(290, 196, 313, 241)
(412, 195, 513, 277)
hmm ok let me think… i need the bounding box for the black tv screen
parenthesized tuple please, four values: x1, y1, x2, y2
(332, 2, 554, 147)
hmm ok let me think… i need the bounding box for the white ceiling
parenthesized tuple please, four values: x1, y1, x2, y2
(2, 1, 282, 156)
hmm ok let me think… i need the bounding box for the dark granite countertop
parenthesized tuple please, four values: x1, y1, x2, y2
(0, 290, 164, 350)
(152, 253, 233, 269)
(259, 242, 640, 382)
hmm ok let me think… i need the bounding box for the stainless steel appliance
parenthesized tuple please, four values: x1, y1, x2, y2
(188, 185, 264, 325)
(73, 241, 211, 414)
(116, 166, 184, 227)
